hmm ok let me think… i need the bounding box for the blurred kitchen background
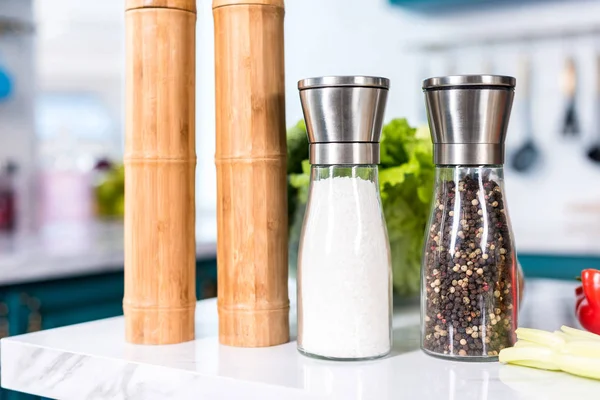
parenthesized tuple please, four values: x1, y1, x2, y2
(1, 0, 600, 398)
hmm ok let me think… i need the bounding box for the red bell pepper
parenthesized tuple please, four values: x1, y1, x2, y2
(575, 269, 600, 335)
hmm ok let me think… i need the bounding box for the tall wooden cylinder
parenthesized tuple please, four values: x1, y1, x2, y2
(123, 0, 196, 345)
(213, 0, 289, 347)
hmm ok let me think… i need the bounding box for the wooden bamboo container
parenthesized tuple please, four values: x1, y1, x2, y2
(213, 0, 290, 347)
(123, 0, 197, 345)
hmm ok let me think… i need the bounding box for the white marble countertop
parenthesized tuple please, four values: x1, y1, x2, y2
(2, 279, 599, 400)
(0, 218, 217, 286)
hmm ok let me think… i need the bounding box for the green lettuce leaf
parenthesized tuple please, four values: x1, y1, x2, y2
(379, 118, 434, 296)
(289, 160, 311, 205)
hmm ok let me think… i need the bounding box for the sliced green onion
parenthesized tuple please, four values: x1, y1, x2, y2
(560, 326, 600, 342)
(498, 346, 555, 364)
(499, 326, 600, 381)
(557, 353, 600, 380)
(514, 340, 547, 348)
(562, 341, 600, 358)
(516, 327, 565, 348)
(509, 359, 561, 371)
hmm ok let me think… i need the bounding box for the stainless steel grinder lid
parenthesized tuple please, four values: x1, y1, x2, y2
(298, 76, 389, 165)
(423, 75, 516, 166)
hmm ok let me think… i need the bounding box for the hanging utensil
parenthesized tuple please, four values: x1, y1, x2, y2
(511, 55, 541, 173)
(561, 56, 580, 137)
(587, 54, 600, 163)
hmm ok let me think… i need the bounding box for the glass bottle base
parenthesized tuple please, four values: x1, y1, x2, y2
(297, 346, 390, 362)
(421, 346, 499, 362)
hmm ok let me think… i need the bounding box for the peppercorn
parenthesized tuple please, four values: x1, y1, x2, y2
(422, 173, 516, 358)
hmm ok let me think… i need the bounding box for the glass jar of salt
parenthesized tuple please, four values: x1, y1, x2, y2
(296, 76, 392, 361)
(421, 75, 519, 361)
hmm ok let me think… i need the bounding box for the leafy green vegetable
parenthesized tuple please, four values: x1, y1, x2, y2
(286, 118, 434, 297)
(379, 120, 434, 296)
(289, 160, 311, 205)
(380, 118, 413, 168)
(286, 120, 309, 175)
(286, 120, 310, 228)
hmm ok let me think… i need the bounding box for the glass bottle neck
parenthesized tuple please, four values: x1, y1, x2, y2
(434, 165, 505, 182)
(310, 165, 378, 183)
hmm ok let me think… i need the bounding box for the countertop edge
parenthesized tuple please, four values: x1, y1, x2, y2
(0, 281, 595, 400)
(0, 337, 322, 400)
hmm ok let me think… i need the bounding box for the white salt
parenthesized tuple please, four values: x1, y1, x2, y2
(298, 176, 392, 359)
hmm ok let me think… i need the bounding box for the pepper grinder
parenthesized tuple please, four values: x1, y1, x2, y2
(213, 0, 290, 347)
(420, 75, 519, 361)
(123, 0, 197, 344)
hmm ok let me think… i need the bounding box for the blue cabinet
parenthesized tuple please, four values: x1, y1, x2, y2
(519, 253, 600, 281)
(0, 258, 217, 400)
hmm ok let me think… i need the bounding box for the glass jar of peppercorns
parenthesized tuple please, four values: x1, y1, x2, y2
(420, 75, 519, 361)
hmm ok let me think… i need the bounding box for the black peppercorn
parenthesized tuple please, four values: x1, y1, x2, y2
(422, 171, 516, 358)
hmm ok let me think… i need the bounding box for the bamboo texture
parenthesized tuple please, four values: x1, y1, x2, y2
(123, 0, 197, 344)
(213, 0, 290, 347)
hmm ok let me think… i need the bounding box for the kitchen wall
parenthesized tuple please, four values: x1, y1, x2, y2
(0, 0, 36, 231)
(34, 0, 123, 131)
(34, 0, 123, 166)
(198, 0, 600, 254)
(21, 0, 600, 252)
